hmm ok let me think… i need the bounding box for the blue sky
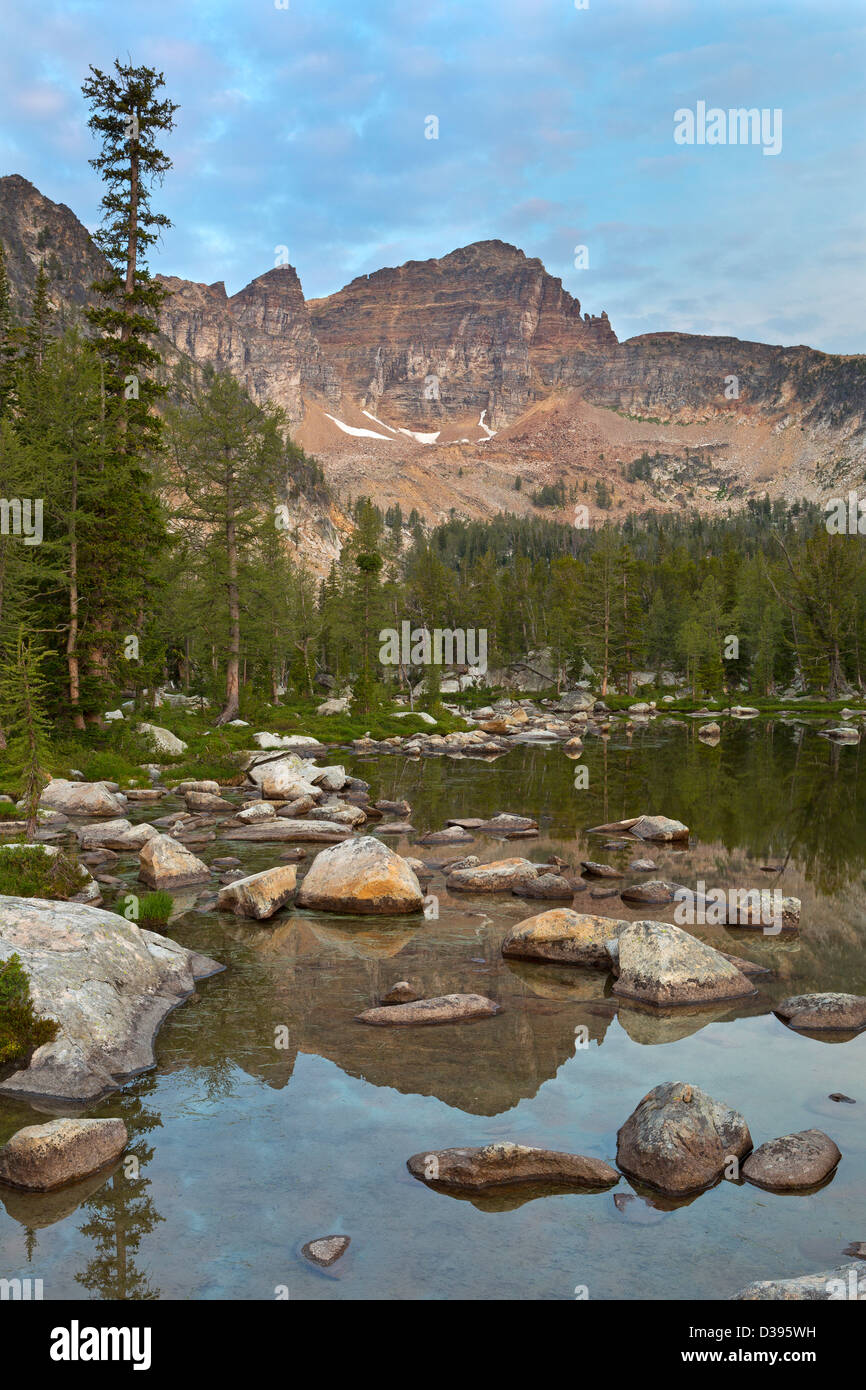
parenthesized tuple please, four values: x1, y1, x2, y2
(1, 0, 863, 351)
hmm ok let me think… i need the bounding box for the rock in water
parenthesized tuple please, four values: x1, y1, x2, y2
(502, 910, 630, 967)
(406, 1142, 619, 1190)
(0, 1118, 128, 1191)
(39, 779, 125, 817)
(0, 897, 222, 1103)
(356, 994, 499, 1025)
(302, 1235, 350, 1268)
(612, 920, 756, 1006)
(580, 861, 623, 879)
(445, 857, 542, 893)
(296, 835, 424, 914)
(616, 1081, 752, 1195)
(774, 992, 866, 1033)
(381, 981, 420, 1004)
(742, 1130, 841, 1191)
(620, 880, 683, 905)
(216, 865, 297, 920)
(629, 815, 690, 842)
(732, 1263, 865, 1300)
(511, 873, 574, 900)
(138, 833, 211, 889)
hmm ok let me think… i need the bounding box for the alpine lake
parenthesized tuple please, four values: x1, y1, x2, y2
(0, 715, 863, 1301)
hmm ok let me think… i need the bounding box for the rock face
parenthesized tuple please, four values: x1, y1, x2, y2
(39, 780, 125, 817)
(0, 897, 222, 1103)
(732, 1263, 865, 1301)
(308, 240, 616, 428)
(356, 994, 499, 1026)
(502, 910, 630, 967)
(616, 1082, 752, 1195)
(138, 834, 211, 889)
(406, 1142, 619, 1190)
(216, 864, 297, 920)
(0, 1118, 128, 1191)
(296, 836, 424, 914)
(612, 921, 756, 1007)
(774, 993, 866, 1032)
(742, 1130, 841, 1191)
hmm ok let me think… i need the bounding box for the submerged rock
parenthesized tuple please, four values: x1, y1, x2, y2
(216, 865, 297, 920)
(502, 909, 630, 967)
(616, 1081, 752, 1195)
(138, 833, 211, 889)
(302, 1234, 350, 1268)
(0, 897, 222, 1103)
(297, 836, 424, 914)
(356, 994, 499, 1025)
(742, 1130, 841, 1191)
(0, 1118, 128, 1191)
(406, 1142, 618, 1190)
(612, 921, 756, 1007)
(774, 992, 866, 1033)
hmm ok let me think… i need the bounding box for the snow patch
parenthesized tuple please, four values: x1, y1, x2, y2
(398, 427, 441, 445)
(324, 412, 392, 441)
(361, 409, 398, 434)
(478, 409, 496, 438)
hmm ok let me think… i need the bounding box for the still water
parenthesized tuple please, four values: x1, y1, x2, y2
(1, 719, 863, 1300)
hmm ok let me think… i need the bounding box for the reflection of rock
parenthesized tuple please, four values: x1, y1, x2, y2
(308, 918, 424, 959)
(732, 1263, 865, 1300)
(613, 999, 755, 1046)
(0, 1117, 128, 1190)
(0, 1157, 122, 1228)
(407, 1142, 618, 1191)
(742, 1130, 841, 1192)
(616, 1081, 752, 1195)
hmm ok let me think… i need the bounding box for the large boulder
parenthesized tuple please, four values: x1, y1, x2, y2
(138, 723, 188, 755)
(77, 819, 157, 851)
(732, 1264, 865, 1301)
(445, 857, 543, 893)
(216, 865, 297, 920)
(774, 993, 866, 1033)
(502, 910, 630, 967)
(0, 897, 222, 1103)
(297, 836, 424, 914)
(184, 791, 233, 812)
(356, 994, 499, 1025)
(616, 1081, 752, 1195)
(39, 780, 125, 817)
(612, 921, 756, 1006)
(742, 1130, 841, 1191)
(138, 833, 211, 889)
(407, 1142, 618, 1190)
(0, 1118, 128, 1191)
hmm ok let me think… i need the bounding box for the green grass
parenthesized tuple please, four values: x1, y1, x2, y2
(0, 845, 90, 900)
(0, 952, 59, 1066)
(138, 891, 174, 929)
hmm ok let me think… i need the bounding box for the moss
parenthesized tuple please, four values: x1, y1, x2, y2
(0, 953, 59, 1066)
(0, 845, 90, 900)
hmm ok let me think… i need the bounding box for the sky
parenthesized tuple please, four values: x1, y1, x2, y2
(0, 0, 864, 352)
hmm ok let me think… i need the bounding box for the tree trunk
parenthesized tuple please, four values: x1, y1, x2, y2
(216, 491, 240, 724)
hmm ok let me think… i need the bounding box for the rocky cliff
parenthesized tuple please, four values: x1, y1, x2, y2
(2, 172, 864, 526)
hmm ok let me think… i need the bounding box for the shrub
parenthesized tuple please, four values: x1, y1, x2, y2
(0, 953, 59, 1065)
(0, 845, 89, 900)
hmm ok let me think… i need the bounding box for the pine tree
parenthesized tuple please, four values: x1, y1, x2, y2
(0, 626, 52, 836)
